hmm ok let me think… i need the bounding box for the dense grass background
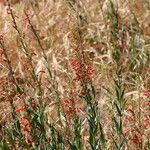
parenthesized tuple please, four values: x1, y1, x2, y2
(0, 0, 150, 149)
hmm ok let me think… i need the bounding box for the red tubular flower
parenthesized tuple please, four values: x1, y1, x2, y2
(62, 98, 84, 116)
(23, 126, 30, 132)
(62, 99, 72, 106)
(143, 89, 150, 97)
(27, 138, 33, 145)
(130, 132, 143, 147)
(43, 141, 50, 145)
(31, 100, 38, 107)
(15, 106, 26, 112)
(131, 134, 139, 144)
(143, 117, 150, 127)
(40, 140, 50, 147)
(0, 79, 3, 85)
(66, 108, 74, 115)
(5, 98, 11, 103)
(72, 76, 80, 81)
(71, 60, 78, 70)
(145, 101, 150, 106)
(20, 121, 30, 127)
(71, 59, 95, 82)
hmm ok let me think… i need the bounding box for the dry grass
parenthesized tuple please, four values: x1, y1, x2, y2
(0, 0, 150, 149)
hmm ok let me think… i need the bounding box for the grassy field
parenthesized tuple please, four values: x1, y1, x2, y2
(0, 0, 150, 149)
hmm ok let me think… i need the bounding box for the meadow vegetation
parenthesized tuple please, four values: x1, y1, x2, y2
(0, 0, 150, 149)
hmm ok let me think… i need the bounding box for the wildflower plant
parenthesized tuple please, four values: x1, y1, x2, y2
(0, 0, 149, 149)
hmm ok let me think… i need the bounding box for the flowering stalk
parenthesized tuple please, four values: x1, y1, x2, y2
(0, 36, 22, 93)
(6, 0, 42, 96)
(23, 11, 66, 127)
(67, 1, 106, 147)
(0, 36, 25, 148)
(107, 1, 127, 149)
(70, 52, 105, 149)
(5, 1, 51, 147)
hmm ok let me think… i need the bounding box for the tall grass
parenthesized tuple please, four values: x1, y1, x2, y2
(0, 0, 149, 149)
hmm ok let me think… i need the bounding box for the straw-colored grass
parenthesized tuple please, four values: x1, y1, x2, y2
(0, 0, 149, 149)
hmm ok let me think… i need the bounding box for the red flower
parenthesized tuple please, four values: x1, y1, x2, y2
(71, 60, 78, 70)
(70, 59, 95, 82)
(72, 76, 80, 81)
(143, 117, 150, 127)
(62, 99, 72, 106)
(131, 134, 139, 144)
(31, 100, 38, 107)
(66, 108, 74, 115)
(27, 138, 33, 145)
(40, 140, 50, 147)
(145, 101, 150, 106)
(23, 126, 30, 132)
(20, 121, 30, 127)
(5, 98, 11, 102)
(0, 79, 3, 85)
(143, 89, 150, 97)
(15, 106, 26, 112)
(0, 0, 5, 3)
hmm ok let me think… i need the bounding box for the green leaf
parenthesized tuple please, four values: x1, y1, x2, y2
(114, 103, 122, 116)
